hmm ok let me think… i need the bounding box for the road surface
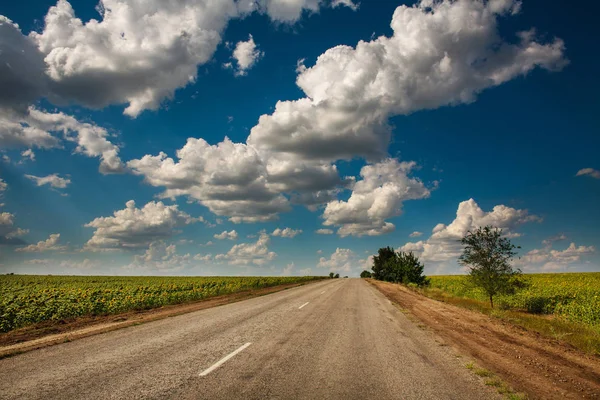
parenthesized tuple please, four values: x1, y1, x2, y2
(0, 279, 500, 399)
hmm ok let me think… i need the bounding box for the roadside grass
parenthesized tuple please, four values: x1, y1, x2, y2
(417, 287, 600, 356)
(464, 361, 527, 400)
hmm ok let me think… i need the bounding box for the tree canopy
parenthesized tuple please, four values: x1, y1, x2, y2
(459, 225, 524, 308)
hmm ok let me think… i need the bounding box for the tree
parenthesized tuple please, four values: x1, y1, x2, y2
(370, 247, 429, 286)
(360, 270, 372, 278)
(458, 225, 523, 308)
(372, 247, 396, 280)
(329, 272, 335, 279)
(334, 273, 340, 278)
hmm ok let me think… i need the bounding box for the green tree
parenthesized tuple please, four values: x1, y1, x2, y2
(334, 273, 340, 278)
(329, 272, 335, 279)
(458, 225, 523, 308)
(360, 270, 372, 278)
(372, 247, 396, 280)
(370, 247, 429, 286)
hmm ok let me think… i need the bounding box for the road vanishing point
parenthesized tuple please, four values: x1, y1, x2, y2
(0, 279, 501, 399)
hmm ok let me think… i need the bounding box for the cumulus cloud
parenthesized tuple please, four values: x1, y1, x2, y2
(214, 230, 238, 240)
(215, 232, 276, 265)
(0, 107, 124, 173)
(271, 227, 302, 238)
(0, 211, 28, 244)
(322, 159, 433, 237)
(576, 168, 600, 179)
(517, 241, 596, 272)
(0, 17, 48, 113)
(126, 241, 192, 272)
(409, 231, 423, 237)
(0, 1, 355, 118)
(15, 233, 67, 252)
(128, 137, 290, 223)
(194, 253, 212, 262)
(317, 248, 354, 272)
(25, 173, 71, 189)
(84, 200, 200, 250)
(400, 198, 541, 264)
(242, 0, 357, 23)
(315, 228, 333, 235)
(247, 0, 567, 161)
(229, 35, 264, 76)
(281, 262, 295, 276)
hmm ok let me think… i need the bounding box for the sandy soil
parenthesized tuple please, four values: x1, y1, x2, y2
(369, 279, 600, 400)
(0, 282, 309, 357)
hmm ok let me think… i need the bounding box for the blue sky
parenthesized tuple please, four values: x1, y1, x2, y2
(0, 0, 598, 276)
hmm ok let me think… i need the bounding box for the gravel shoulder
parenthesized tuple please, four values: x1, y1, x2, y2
(369, 279, 600, 400)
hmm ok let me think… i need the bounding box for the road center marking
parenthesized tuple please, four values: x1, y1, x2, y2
(299, 302, 309, 309)
(320, 291, 326, 294)
(199, 343, 252, 377)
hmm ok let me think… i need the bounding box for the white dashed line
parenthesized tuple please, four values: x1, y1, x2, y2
(199, 343, 252, 377)
(299, 302, 310, 309)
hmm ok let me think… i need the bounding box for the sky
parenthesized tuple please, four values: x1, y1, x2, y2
(0, 0, 598, 277)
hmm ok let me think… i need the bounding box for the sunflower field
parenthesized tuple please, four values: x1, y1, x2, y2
(0, 275, 323, 332)
(429, 273, 600, 328)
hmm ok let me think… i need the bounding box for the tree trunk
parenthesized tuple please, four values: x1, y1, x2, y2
(489, 294, 494, 308)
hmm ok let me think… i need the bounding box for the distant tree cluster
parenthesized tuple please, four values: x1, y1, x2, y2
(328, 272, 340, 279)
(362, 246, 429, 286)
(359, 225, 525, 303)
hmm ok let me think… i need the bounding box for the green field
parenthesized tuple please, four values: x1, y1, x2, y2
(429, 273, 600, 328)
(0, 275, 324, 333)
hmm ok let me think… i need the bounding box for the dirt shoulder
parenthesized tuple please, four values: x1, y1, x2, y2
(368, 279, 600, 400)
(0, 281, 311, 358)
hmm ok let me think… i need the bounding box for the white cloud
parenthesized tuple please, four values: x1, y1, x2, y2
(214, 232, 276, 265)
(126, 241, 191, 272)
(0, 211, 28, 244)
(25, 173, 71, 189)
(214, 230, 238, 240)
(317, 248, 354, 272)
(331, 0, 358, 11)
(20, 149, 35, 162)
(128, 137, 290, 223)
(298, 267, 312, 275)
(247, 0, 566, 161)
(400, 198, 541, 264)
(271, 227, 302, 238)
(517, 242, 596, 272)
(0, 107, 124, 174)
(230, 35, 264, 76)
(315, 228, 333, 235)
(322, 159, 432, 237)
(244, 0, 357, 23)
(542, 234, 567, 246)
(576, 168, 600, 179)
(281, 262, 295, 276)
(1, 1, 355, 118)
(84, 200, 200, 250)
(15, 233, 66, 252)
(409, 231, 423, 238)
(0, 178, 6, 193)
(193, 253, 212, 262)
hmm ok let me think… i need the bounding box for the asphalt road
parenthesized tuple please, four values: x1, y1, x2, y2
(0, 279, 500, 399)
